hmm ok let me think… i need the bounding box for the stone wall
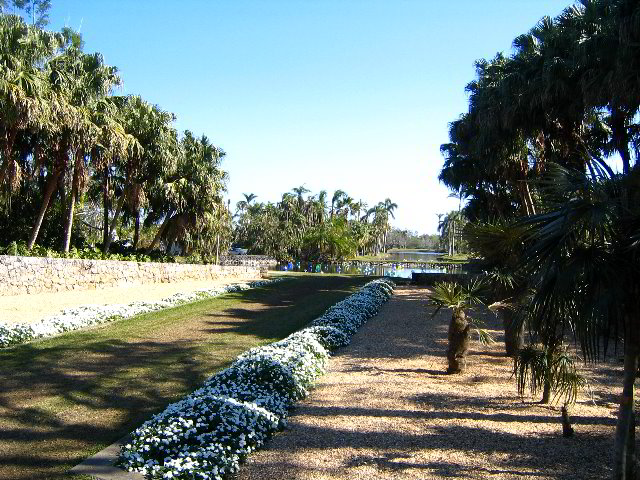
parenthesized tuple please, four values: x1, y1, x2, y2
(0, 255, 264, 296)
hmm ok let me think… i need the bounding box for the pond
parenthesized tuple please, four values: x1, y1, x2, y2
(275, 251, 462, 279)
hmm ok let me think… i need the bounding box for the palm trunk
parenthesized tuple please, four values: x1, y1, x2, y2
(62, 170, 78, 252)
(524, 183, 536, 215)
(146, 213, 173, 254)
(500, 308, 525, 356)
(541, 380, 552, 404)
(62, 153, 83, 253)
(102, 167, 110, 246)
(611, 108, 631, 175)
(614, 335, 638, 480)
(518, 154, 536, 216)
(133, 210, 141, 250)
(216, 232, 220, 265)
(452, 224, 456, 256)
(103, 191, 126, 253)
(27, 168, 61, 250)
(541, 347, 554, 404)
(447, 307, 470, 374)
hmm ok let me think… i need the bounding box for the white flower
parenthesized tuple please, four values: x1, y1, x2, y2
(117, 279, 394, 478)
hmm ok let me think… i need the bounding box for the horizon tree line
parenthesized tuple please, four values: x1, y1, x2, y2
(233, 188, 398, 262)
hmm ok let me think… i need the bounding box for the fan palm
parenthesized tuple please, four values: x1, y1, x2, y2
(428, 279, 492, 374)
(0, 15, 60, 201)
(514, 163, 640, 479)
(104, 95, 175, 253)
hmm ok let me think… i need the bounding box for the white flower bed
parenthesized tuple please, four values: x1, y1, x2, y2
(0, 279, 280, 348)
(119, 278, 394, 479)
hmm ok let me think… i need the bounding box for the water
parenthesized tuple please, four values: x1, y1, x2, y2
(275, 251, 461, 279)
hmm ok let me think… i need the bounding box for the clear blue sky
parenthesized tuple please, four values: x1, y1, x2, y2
(49, 0, 571, 234)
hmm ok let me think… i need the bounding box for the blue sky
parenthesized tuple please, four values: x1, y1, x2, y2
(49, 0, 571, 234)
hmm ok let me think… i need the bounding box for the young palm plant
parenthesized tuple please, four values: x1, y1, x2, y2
(428, 279, 492, 374)
(513, 343, 586, 405)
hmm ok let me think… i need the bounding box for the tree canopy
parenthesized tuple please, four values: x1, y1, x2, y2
(0, 12, 231, 258)
(440, 1, 640, 478)
(233, 187, 397, 262)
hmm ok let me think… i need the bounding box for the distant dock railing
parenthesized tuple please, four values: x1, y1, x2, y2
(219, 255, 277, 269)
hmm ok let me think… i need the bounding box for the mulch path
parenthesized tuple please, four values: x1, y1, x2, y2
(234, 285, 622, 480)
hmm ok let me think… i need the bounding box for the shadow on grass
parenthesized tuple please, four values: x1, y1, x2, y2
(0, 338, 208, 479)
(202, 275, 372, 340)
(0, 275, 371, 480)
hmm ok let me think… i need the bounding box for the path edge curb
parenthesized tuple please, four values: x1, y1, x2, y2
(69, 435, 144, 480)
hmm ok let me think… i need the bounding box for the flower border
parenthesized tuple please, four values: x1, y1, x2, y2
(118, 278, 395, 479)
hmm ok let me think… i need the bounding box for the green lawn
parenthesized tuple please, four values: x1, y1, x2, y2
(0, 274, 372, 480)
(434, 253, 471, 263)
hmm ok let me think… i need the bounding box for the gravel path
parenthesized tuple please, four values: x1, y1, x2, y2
(234, 285, 620, 480)
(0, 277, 259, 325)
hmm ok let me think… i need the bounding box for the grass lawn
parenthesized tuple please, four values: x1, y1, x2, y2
(434, 253, 470, 263)
(0, 274, 372, 480)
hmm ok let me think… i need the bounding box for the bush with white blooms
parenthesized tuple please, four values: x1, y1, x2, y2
(0, 279, 280, 348)
(118, 278, 394, 479)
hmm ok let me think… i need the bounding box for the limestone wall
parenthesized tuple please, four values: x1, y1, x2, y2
(0, 255, 264, 296)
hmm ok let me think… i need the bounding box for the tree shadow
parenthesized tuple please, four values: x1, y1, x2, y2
(0, 275, 372, 479)
(200, 276, 372, 339)
(236, 416, 611, 479)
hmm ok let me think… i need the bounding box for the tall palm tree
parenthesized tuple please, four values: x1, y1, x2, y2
(0, 15, 60, 206)
(49, 40, 125, 252)
(104, 95, 182, 253)
(291, 185, 309, 213)
(330, 189, 346, 219)
(511, 164, 640, 479)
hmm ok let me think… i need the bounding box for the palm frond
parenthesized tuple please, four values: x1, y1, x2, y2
(513, 344, 548, 399)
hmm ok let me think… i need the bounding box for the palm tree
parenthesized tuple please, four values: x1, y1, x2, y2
(440, 2, 640, 476)
(330, 189, 346, 219)
(428, 280, 491, 373)
(438, 210, 465, 256)
(0, 16, 61, 231)
(146, 131, 226, 255)
(512, 164, 640, 478)
(291, 185, 309, 213)
(236, 192, 257, 214)
(464, 221, 527, 356)
(49, 40, 124, 252)
(353, 199, 367, 223)
(103, 95, 180, 253)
